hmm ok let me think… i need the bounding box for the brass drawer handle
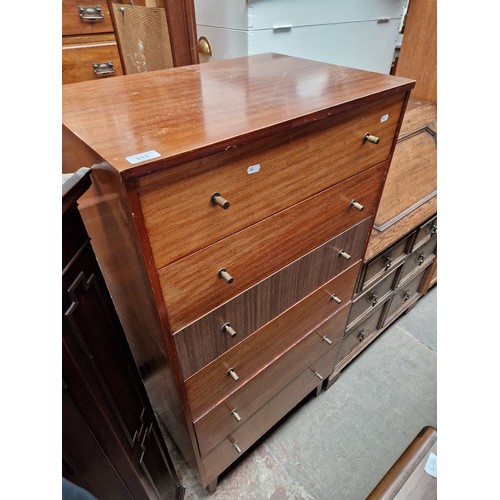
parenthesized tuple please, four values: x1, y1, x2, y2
(211, 192, 230, 209)
(92, 62, 115, 76)
(330, 294, 342, 304)
(227, 368, 239, 381)
(403, 291, 411, 301)
(363, 133, 380, 144)
(339, 250, 351, 260)
(222, 322, 236, 337)
(198, 36, 212, 55)
(357, 329, 365, 342)
(230, 409, 241, 422)
(79, 6, 104, 21)
(232, 441, 242, 454)
(384, 256, 392, 269)
(218, 268, 234, 284)
(370, 293, 378, 306)
(418, 254, 425, 265)
(350, 199, 364, 211)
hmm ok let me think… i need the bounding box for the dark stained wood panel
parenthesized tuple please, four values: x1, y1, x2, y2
(174, 218, 372, 379)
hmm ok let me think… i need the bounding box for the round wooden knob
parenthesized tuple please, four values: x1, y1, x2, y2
(222, 322, 237, 337)
(350, 199, 364, 211)
(230, 409, 241, 421)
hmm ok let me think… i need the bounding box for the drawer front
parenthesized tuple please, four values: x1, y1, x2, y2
(159, 163, 386, 332)
(360, 233, 412, 292)
(62, 42, 123, 85)
(138, 95, 404, 268)
(384, 268, 428, 323)
(335, 300, 388, 367)
(347, 265, 400, 328)
(412, 215, 437, 250)
(200, 342, 343, 483)
(195, 0, 405, 30)
(399, 237, 436, 283)
(174, 218, 372, 379)
(63, 0, 114, 36)
(185, 263, 360, 420)
(194, 304, 349, 457)
(63, 205, 89, 269)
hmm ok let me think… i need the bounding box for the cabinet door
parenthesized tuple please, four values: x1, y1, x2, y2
(62, 240, 181, 499)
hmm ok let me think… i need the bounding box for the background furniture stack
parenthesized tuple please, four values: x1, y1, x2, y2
(326, 0, 437, 387)
(62, 53, 414, 492)
(194, 0, 407, 74)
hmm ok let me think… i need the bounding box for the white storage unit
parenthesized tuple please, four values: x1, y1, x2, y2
(195, 0, 407, 74)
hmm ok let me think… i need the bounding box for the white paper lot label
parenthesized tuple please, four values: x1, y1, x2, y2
(126, 150, 161, 164)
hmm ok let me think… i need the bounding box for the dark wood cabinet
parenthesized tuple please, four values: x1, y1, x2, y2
(62, 168, 184, 500)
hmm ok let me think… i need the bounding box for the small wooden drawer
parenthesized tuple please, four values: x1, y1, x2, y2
(62, 39, 123, 85)
(138, 95, 404, 268)
(399, 237, 436, 283)
(193, 304, 349, 457)
(384, 268, 428, 325)
(347, 264, 400, 330)
(200, 342, 343, 483)
(62, 0, 114, 36)
(360, 233, 412, 292)
(412, 215, 437, 250)
(174, 218, 372, 378)
(335, 299, 389, 369)
(185, 264, 359, 420)
(159, 163, 386, 332)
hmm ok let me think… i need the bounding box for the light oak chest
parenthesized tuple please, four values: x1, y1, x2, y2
(62, 53, 414, 493)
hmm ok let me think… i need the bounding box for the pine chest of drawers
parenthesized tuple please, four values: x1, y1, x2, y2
(62, 53, 414, 492)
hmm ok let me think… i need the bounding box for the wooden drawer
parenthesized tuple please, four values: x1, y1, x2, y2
(194, 303, 349, 457)
(62, 39, 123, 85)
(159, 163, 386, 332)
(174, 218, 372, 378)
(360, 233, 412, 292)
(63, 205, 89, 269)
(335, 299, 388, 367)
(185, 263, 360, 420)
(200, 341, 343, 483)
(62, 0, 114, 36)
(412, 215, 437, 250)
(138, 95, 404, 268)
(384, 268, 428, 325)
(399, 237, 436, 283)
(347, 264, 400, 329)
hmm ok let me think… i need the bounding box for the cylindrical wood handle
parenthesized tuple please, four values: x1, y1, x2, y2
(230, 409, 241, 421)
(350, 199, 364, 211)
(218, 268, 233, 283)
(331, 294, 342, 304)
(364, 133, 380, 144)
(222, 322, 237, 337)
(227, 368, 239, 381)
(211, 192, 230, 209)
(339, 250, 351, 260)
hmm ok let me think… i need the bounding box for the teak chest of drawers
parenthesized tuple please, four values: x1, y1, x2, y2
(62, 53, 414, 493)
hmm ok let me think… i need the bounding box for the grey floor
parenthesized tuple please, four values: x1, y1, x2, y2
(163, 285, 437, 499)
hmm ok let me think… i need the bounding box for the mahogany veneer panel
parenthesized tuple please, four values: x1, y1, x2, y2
(195, 304, 350, 457)
(174, 218, 372, 379)
(138, 95, 403, 266)
(160, 164, 386, 332)
(186, 262, 360, 420)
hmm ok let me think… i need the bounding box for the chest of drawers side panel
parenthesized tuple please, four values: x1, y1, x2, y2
(71, 164, 205, 483)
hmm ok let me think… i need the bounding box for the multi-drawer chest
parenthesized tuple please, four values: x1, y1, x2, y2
(62, 53, 414, 493)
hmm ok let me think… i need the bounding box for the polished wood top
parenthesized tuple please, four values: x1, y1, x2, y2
(62, 53, 414, 180)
